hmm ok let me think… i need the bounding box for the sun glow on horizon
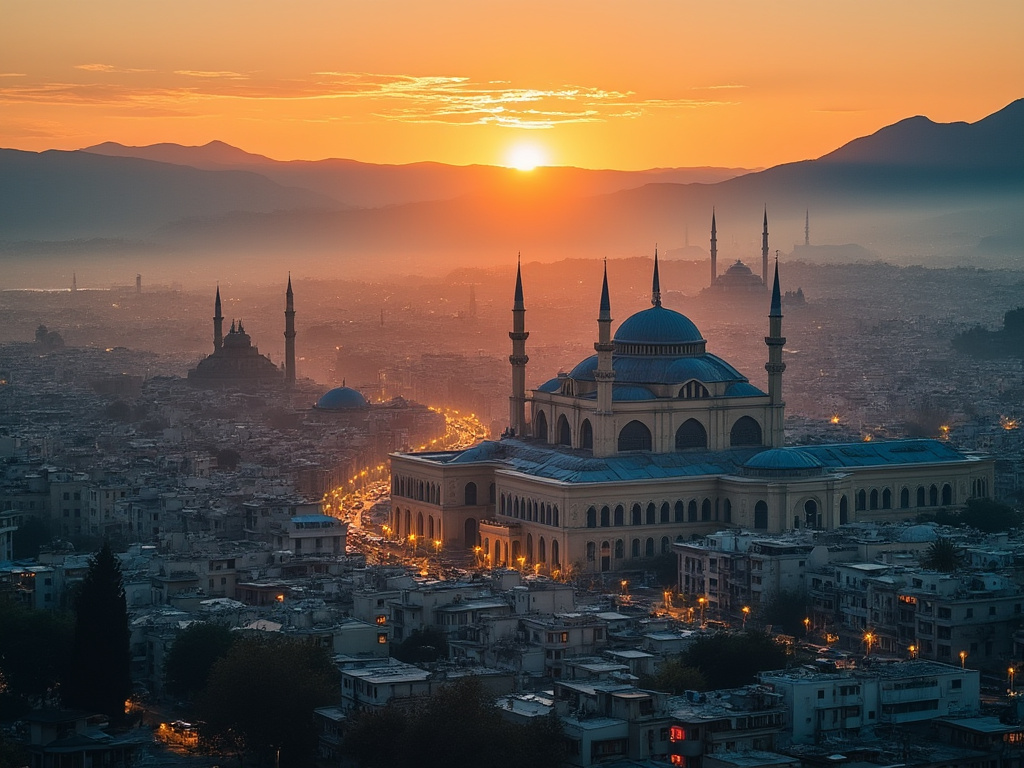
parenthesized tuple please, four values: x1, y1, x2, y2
(505, 142, 548, 171)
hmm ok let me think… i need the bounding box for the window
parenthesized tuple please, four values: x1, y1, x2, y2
(376, 615, 387, 625)
(669, 726, 685, 742)
(618, 420, 652, 452)
(965, 608, 973, 619)
(377, 633, 387, 644)
(730, 416, 762, 446)
(951, 679, 962, 689)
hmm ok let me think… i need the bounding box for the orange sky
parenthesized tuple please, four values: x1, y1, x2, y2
(2, 0, 1021, 170)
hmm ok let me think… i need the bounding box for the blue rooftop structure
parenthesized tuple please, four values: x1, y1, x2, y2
(315, 386, 368, 410)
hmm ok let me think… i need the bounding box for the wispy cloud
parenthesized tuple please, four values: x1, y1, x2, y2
(0, 73, 26, 78)
(0, 70, 738, 128)
(75, 63, 153, 73)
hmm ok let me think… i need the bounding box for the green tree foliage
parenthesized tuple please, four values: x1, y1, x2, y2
(196, 635, 337, 768)
(680, 632, 789, 690)
(0, 730, 28, 768)
(163, 622, 238, 701)
(0, 599, 72, 717)
(921, 538, 964, 572)
(11, 516, 52, 559)
(759, 588, 809, 636)
(639, 657, 707, 694)
(63, 543, 132, 719)
(391, 627, 449, 664)
(922, 498, 1022, 533)
(341, 677, 565, 768)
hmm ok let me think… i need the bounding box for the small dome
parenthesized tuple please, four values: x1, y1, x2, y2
(315, 386, 368, 410)
(745, 448, 824, 470)
(898, 524, 938, 543)
(613, 305, 704, 348)
(725, 260, 754, 276)
(742, 448, 825, 478)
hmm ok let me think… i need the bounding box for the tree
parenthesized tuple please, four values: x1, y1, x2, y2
(639, 657, 707, 694)
(680, 632, 789, 690)
(0, 599, 72, 717)
(11, 516, 52, 559)
(921, 538, 964, 572)
(197, 635, 338, 768)
(63, 543, 132, 719)
(163, 622, 238, 701)
(759, 588, 809, 636)
(392, 627, 448, 664)
(960, 498, 1022, 533)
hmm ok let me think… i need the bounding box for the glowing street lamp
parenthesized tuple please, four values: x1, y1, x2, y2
(803, 617, 811, 636)
(908, 644, 917, 659)
(863, 631, 875, 655)
(960, 650, 968, 668)
(742, 606, 750, 630)
(433, 539, 442, 556)
(1009, 665, 1016, 693)
(408, 534, 417, 555)
(698, 596, 707, 627)
(517, 556, 526, 572)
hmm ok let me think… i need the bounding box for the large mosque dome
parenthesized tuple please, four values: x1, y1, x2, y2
(315, 386, 369, 410)
(613, 305, 705, 349)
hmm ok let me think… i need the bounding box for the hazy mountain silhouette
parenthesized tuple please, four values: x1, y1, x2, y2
(83, 140, 756, 208)
(0, 148, 337, 240)
(3, 99, 1021, 278)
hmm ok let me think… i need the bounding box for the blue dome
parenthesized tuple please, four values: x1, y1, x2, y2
(613, 305, 704, 348)
(315, 386, 368, 410)
(744, 448, 824, 470)
(567, 353, 749, 388)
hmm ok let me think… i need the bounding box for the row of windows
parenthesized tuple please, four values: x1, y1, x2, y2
(585, 499, 735, 528)
(393, 477, 496, 507)
(481, 535, 561, 569)
(533, 413, 763, 452)
(855, 484, 952, 511)
(499, 495, 560, 526)
(586, 537, 675, 566)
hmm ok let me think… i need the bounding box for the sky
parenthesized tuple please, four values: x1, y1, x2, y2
(2, 1, 1022, 170)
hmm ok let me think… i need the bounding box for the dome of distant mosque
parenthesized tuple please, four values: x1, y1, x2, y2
(315, 386, 368, 410)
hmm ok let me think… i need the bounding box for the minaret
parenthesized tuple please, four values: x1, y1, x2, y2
(764, 256, 786, 447)
(213, 286, 224, 351)
(508, 257, 529, 437)
(71, 273, 77, 292)
(761, 207, 769, 286)
(652, 247, 662, 307)
(593, 260, 616, 457)
(284, 274, 296, 385)
(804, 209, 810, 247)
(710, 209, 718, 285)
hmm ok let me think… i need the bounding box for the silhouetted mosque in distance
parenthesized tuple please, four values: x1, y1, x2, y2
(187, 277, 296, 388)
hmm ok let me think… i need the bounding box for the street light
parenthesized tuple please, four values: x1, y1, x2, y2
(960, 650, 968, 669)
(664, 590, 673, 611)
(433, 539, 442, 556)
(863, 631, 874, 655)
(517, 556, 526, 572)
(908, 644, 917, 659)
(698, 596, 707, 627)
(1009, 665, 1016, 694)
(742, 606, 750, 630)
(803, 617, 811, 636)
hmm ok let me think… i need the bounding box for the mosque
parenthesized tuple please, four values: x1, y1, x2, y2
(188, 277, 296, 388)
(389, 255, 994, 574)
(700, 209, 770, 297)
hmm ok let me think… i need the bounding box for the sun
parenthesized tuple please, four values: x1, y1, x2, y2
(505, 142, 547, 171)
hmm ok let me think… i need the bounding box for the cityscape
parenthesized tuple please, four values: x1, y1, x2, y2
(2, 3, 1024, 768)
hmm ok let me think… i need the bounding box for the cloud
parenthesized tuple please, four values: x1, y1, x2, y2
(0, 73, 26, 78)
(75, 63, 152, 73)
(174, 70, 248, 80)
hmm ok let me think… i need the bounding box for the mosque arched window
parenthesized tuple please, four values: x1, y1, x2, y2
(701, 499, 711, 521)
(688, 500, 698, 522)
(882, 488, 892, 509)
(534, 411, 548, 442)
(840, 495, 849, 524)
(674, 500, 684, 523)
(661, 536, 671, 554)
(869, 489, 879, 510)
(551, 540, 560, 568)
(580, 420, 593, 451)
(729, 416, 762, 447)
(805, 499, 820, 529)
(526, 533, 533, 562)
(942, 484, 952, 505)
(856, 490, 866, 511)
(614, 505, 625, 526)
(614, 540, 624, 559)
(675, 419, 708, 450)
(618, 420, 652, 452)
(557, 415, 572, 446)
(646, 503, 656, 525)
(929, 485, 938, 506)
(917, 486, 926, 507)
(553, 505, 559, 527)
(489, 483, 496, 504)
(630, 504, 642, 526)
(586, 541, 596, 563)
(678, 380, 710, 399)
(754, 501, 768, 530)
(661, 502, 670, 523)
(601, 506, 610, 527)
(587, 506, 597, 528)
(723, 499, 732, 523)
(538, 537, 546, 563)
(900, 488, 910, 509)
(465, 483, 477, 506)
(645, 537, 655, 557)
(631, 538, 640, 558)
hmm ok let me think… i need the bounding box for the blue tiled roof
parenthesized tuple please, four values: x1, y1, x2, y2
(315, 386, 368, 410)
(613, 386, 656, 401)
(724, 382, 766, 397)
(614, 305, 704, 345)
(566, 353, 748, 386)
(537, 378, 562, 393)
(797, 439, 975, 468)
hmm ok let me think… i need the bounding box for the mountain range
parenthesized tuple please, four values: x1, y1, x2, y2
(0, 98, 1021, 282)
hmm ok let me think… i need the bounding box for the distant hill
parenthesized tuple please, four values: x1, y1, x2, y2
(0, 148, 338, 240)
(2, 99, 1021, 280)
(82, 140, 756, 208)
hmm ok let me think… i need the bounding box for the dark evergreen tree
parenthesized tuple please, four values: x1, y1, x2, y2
(921, 538, 964, 572)
(63, 543, 132, 719)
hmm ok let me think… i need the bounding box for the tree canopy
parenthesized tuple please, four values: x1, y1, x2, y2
(679, 632, 789, 690)
(63, 543, 132, 719)
(196, 634, 338, 768)
(163, 622, 238, 701)
(920, 538, 964, 572)
(639, 657, 707, 694)
(341, 677, 565, 768)
(0, 599, 72, 718)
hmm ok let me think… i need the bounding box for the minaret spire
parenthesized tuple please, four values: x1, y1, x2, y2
(284, 273, 296, 386)
(761, 206, 769, 287)
(213, 286, 224, 351)
(509, 256, 530, 437)
(593, 259, 616, 455)
(765, 255, 786, 447)
(651, 247, 662, 307)
(804, 209, 810, 247)
(710, 209, 718, 285)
